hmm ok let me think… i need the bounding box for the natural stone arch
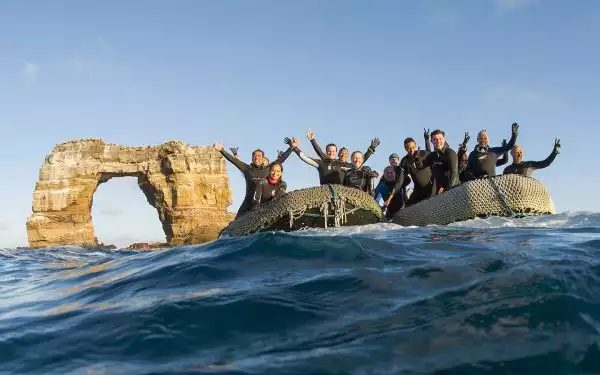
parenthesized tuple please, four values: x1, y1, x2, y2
(26, 138, 234, 249)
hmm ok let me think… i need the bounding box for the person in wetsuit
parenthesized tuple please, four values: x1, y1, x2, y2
(292, 130, 380, 185)
(251, 162, 287, 208)
(343, 151, 379, 194)
(415, 129, 459, 195)
(503, 139, 561, 177)
(338, 147, 349, 163)
(374, 166, 396, 206)
(213, 138, 297, 218)
(385, 137, 434, 207)
(464, 123, 519, 180)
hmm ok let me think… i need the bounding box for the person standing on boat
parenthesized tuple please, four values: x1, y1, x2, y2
(251, 163, 287, 209)
(343, 151, 379, 194)
(414, 129, 459, 195)
(503, 139, 560, 177)
(213, 138, 297, 218)
(463, 123, 519, 180)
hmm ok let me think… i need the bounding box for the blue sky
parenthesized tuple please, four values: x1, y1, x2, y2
(0, 0, 598, 248)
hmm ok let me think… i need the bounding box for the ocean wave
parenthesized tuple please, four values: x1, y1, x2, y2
(1, 212, 600, 374)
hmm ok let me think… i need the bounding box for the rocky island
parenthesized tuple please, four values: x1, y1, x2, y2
(26, 139, 235, 249)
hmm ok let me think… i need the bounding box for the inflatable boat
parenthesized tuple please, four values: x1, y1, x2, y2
(392, 174, 556, 226)
(219, 184, 383, 237)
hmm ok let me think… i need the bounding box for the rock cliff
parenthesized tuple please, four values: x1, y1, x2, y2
(26, 138, 234, 248)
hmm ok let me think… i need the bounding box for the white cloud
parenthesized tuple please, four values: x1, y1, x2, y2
(493, 0, 539, 11)
(21, 62, 40, 82)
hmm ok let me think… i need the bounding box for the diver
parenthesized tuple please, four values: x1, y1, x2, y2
(464, 123, 519, 180)
(374, 166, 396, 206)
(213, 138, 297, 218)
(251, 163, 287, 208)
(307, 129, 380, 166)
(389, 137, 435, 206)
(379, 165, 412, 219)
(503, 139, 561, 177)
(338, 147, 349, 163)
(292, 130, 380, 185)
(414, 129, 459, 195)
(342, 151, 379, 194)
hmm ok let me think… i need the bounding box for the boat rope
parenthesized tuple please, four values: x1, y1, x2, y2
(488, 176, 516, 217)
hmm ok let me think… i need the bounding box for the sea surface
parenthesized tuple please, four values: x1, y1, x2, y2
(2, 212, 600, 375)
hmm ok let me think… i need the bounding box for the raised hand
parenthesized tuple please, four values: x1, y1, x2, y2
(511, 122, 519, 135)
(277, 150, 284, 157)
(554, 138, 561, 154)
(291, 137, 299, 148)
(424, 128, 430, 139)
(306, 129, 315, 140)
(370, 138, 380, 149)
(462, 132, 470, 146)
(501, 139, 507, 148)
(213, 142, 223, 152)
(229, 146, 238, 156)
(284, 137, 292, 145)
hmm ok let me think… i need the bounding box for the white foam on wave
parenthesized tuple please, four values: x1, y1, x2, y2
(273, 210, 598, 239)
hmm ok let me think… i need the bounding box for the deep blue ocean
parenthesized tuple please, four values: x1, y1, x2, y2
(2, 212, 600, 375)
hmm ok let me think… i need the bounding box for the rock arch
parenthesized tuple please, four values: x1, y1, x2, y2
(26, 138, 234, 248)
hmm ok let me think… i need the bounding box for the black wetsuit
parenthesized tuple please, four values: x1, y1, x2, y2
(398, 151, 435, 205)
(503, 148, 559, 177)
(466, 132, 517, 179)
(416, 143, 459, 193)
(381, 169, 412, 218)
(343, 166, 378, 194)
(461, 146, 510, 182)
(251, 178, 287, 208)
(308, 139, 375, 185)
(219, 146, 293, 218)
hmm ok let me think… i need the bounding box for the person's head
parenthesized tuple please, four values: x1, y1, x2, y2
(389, 153, 400, 166)
(477, 130, 489, 147)
(269, 163, 283, 180)
(431, 130, 446, 150)
(383, 165, 395, 181)
(262, 157, 269, 167)
(252, 149, 265, 166)
(338, 147, 349, 162)
(511, 145, 523, 164)
(403, 137, 417, 155)
(326, 143, 337, 159)
(351, 151, 364, 168)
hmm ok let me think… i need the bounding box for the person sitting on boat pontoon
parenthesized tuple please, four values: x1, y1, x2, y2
(463, 123, 519, 181)
(503, 139, 561, 178)
(343, 151, 379, 195)
(251, 162, 287, 209)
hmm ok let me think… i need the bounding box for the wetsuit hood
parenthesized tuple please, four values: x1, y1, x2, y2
(474, 144, 488, 153)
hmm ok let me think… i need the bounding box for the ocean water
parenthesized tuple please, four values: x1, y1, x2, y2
(2, 212, 600, 375)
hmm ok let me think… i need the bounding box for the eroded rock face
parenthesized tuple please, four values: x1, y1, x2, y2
(26, 138, 234, 248)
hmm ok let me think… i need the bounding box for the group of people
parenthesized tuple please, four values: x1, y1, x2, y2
(212, 122, 561, 219)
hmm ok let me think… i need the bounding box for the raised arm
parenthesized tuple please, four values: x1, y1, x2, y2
(490, 122, 519, 154)
(415, 149, 432, 170)
(362, 138, 380, 163)
(447, 149, 459, 187)
(496, 139, 509, 166)
(384, 166, 406, 206)
(306, 129, 329, 161)
(424, 128, 432, 152)
(214, 143, 248, 173)
(528, 139, 560, 169)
